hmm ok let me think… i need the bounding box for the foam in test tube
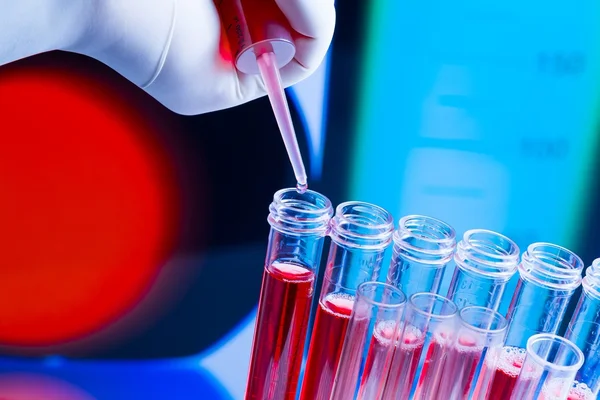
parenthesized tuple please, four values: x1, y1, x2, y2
(215, 0, 308, 192)
(381, 293, 458, 400)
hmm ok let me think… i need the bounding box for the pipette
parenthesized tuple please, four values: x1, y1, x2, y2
(216, 0, 308, 192)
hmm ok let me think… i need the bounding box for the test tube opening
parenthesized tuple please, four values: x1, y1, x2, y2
(526, 334, 584, 372)
(456, 229, 520, 278)
(268, 188, 333, 235)
(329, 201, 395, 249)
(410, 292, 458, 320)
(395, 215, 457, 264)
(520, 242, 584, 289)
(589, 258, 600, 277)
(459, 306, 508, 334)
(357, 281, 407, 309)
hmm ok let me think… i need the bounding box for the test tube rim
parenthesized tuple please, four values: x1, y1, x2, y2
(519, 242, 583, 290)
(329, 201, 395, 249)
(268, 188, 333, 236)
(272, 188, 333, 215)
(408, 292, 458, 320)
(582, 277, 600, 300)
(453, 229, 520, 280)
(525, 333, 585, 372)
(356, 281, 407, 309)
(392, 214, 457, 265)
(333, 201, 395, 231)
(397, 214, 457, 245)
(458, 305, 508, 334)
(581, 258, 600, 300)
(460, 229, 520, 262)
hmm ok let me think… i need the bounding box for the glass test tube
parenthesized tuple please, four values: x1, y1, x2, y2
(300, 202, 394, 400)
(511, 334, 584, 400)
(487, 242, 584, 400)
(437, 306, 508, 400)
(330, 282, 407, 400)
(386, 215, 457, 297)
(382, 292, 458, 400)
(565, 257, 600, 397)
(245, 188, 333, 400)
(505, 242, 584, 347)
(446, 229, 520, 311)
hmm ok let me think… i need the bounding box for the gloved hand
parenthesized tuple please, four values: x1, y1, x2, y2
(0, 0, 336, 115)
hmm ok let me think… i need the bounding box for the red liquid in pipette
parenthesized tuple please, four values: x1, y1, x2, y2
(382, 325, 425, 400)
(300, 293, 354, 400)
(486, 346, 526, 400)
(245, 261, 315, 400)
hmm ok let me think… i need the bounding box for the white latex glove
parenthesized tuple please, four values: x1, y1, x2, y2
(0, 0, 336, 115)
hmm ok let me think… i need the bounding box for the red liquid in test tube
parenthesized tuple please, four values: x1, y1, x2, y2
(437, 336, 483, 398)
(358, 321, 401, 398)
(486, 346, 527, 400)
(245, 261, 315, 400)
(299, 293, 354, 400)
(328, 317, 370, 399)
(330, 282, 407, 400)
(381, 325, 425, 400)
(412, 332, 452, 399)
(380, 293, 458, 400)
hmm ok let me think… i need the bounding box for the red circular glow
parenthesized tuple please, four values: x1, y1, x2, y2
(0, 66, 179, 346)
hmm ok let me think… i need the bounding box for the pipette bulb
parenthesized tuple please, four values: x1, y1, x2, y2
(296, 182, 308, 194)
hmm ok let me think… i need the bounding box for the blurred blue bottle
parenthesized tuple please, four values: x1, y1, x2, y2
(565, 257, 600, 396)
(386, 215, 456, 297)
(446, 229, 520, 311)
(505, 242, 584, 349)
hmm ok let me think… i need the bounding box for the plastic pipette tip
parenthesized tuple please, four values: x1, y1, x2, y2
(256, 51, 308, 191)
(296, 182, 308, 194)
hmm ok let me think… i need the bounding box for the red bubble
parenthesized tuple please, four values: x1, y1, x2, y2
(0, 65, 179, 346)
